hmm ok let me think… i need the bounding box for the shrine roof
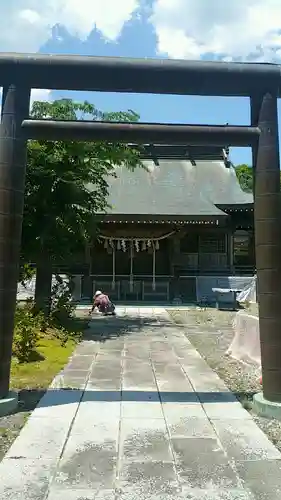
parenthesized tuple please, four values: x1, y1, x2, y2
(96, 159, 253, 221)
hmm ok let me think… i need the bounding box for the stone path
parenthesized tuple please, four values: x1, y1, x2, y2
(1, 307, 281, 499)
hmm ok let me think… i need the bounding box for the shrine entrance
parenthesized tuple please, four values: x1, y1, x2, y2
(0, 54, 280, 406)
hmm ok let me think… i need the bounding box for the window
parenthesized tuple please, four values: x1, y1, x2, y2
(233, 230, 251, 265)
(199, 234, 226, 253)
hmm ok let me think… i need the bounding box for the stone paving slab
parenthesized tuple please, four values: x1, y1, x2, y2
(48, 490, 115, 500)
(74, 341, 100, 355)
(203, 401, 253, 420)
(171, 437, 241, 489)
(82, 388, 122, 402)
(53, 424, 119, 490)
(117, 460, 180, 499)
(212, 418, 281, 461)
(235, 459, 281, 500)
(120, 418, 173, 462)
(87, 379, 122, 391)
(165, 413, 217, 439)
(178, 490, 255, 500)
(91, 367, 123, 380)
(51, 369, 89, 390)
(65, 354, 94, 371)
(31, 388, 83, 421)
(122, 401, 163, 419)
(71, 400, 121, 427)
(0, 458, 57, 500)
(5, 415, 69, 460)
(1, 306, 281, 500)
(163, 401, 208, 420)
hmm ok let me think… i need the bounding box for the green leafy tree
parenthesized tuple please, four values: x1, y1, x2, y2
(235, 163, 281, 193)
(235, 164, 253, 192)
(22, 99, 141, 314)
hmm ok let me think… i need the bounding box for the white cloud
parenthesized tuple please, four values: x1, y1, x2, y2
(0, 0, 139, 53)
(30, 89, 52, 105)
(150, 0, 281, 61)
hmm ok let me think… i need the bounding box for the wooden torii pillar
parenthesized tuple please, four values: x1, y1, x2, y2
(253, 91, 281, 402)
(0, 85, 30, 398)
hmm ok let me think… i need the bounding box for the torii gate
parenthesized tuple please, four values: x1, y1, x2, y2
(0, 54, 280, 415)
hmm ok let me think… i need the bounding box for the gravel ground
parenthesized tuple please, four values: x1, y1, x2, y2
(168, 306, 281, 453)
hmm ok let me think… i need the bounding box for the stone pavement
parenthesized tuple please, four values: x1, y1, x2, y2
(1, 306, 281, 499)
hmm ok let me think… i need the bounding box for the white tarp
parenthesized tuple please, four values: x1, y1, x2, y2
(226, 310, 261, 366)
(236, 275, 256, 303)
(196, 276, 254, 302)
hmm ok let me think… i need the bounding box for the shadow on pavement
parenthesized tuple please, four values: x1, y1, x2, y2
(83, 314, 179, 342)
(12, 388, 255, 414)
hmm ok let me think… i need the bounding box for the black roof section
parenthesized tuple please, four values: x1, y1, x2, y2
(129, 144, 230, 163)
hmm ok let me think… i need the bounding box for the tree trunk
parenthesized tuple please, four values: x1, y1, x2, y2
(34, 258, 53, 316)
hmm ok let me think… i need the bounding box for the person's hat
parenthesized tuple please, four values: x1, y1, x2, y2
(94, 290, 102, 298)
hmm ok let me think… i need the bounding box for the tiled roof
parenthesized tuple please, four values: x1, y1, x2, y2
(100, 160, 253, 219)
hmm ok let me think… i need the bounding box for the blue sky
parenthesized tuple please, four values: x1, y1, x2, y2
(2, 1, 281, 166)
(43, 19, 252, 166)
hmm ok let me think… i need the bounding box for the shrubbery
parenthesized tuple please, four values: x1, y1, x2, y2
(13, 275, 84, 363)
(13, 302, 42, 362)
(49, 275, 76, 326)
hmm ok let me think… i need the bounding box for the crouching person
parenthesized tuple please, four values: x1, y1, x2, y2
(91, 290, 116, 316)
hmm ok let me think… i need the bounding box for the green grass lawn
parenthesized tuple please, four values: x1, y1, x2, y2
(10, 334, 76, 389)
(10, 317, 89, 390)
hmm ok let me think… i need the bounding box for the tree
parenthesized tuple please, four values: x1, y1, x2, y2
(235, 163, 281, 193)
(22, 99, 141, 314)
(235, 164, 253, 192)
